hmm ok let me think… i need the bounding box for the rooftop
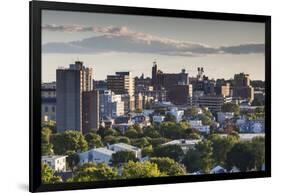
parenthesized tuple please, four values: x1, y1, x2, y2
(163, 139, 201, 146)
(110, 143, 140, 151)
(42, 155, 67, 160)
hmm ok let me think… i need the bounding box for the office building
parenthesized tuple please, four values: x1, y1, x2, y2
(107, 72, 135, 96)
(194, 95, 232, 113)
(167, 84, 192, 105)
(151, 62, 189, 90)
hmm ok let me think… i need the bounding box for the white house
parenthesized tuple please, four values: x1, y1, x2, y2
(109, 143, 142, 159)
(153, 115, 165, 124)
(217, 112, 234, 123)
(188, 120, 210, 134)
(42, 155, 67, 172)
(78, 147, 114, 165)
(162, 139, 201, 153)
(168, 107, 184, 122)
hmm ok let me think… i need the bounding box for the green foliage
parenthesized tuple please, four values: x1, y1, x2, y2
(185, 107, 199, 117)
(159, 122, 188, 139)
(150, 157, 186, 176)
(142, 145, 153, 157)
(84, 132, 103, 149)
(153, 145, 184, 162)
(102, 135, 116, 145)
(226, 142, 255, 171)
(70, 163, 118, 182)
(125, 128, 139, 138)
(164, 113, 176, 122)
(41, 163, 62, 184)
(42, 120, 56, 133)
(115, 136, 131, 144)
(221, 103, 240, 116)
(131, 137, 151, 148)
(195, 140, 214, 172)
(201, 115, 212, 126)
(251, 137, 265, 170)
(51, 130, 88, 155)
(41, 127, 53, 156)
(208, 134, 238, 165)
(143, 126, 161, 138)
(121, 161, 162, 178)
(111, 151, 137, 165)
(97, 127, 119, 138)
(182, 149, 202, 173)
(66, 150, 80, 171)
(184, 128, 201, 139)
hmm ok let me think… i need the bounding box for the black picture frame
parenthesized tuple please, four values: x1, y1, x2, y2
(29, 1, 271, 192)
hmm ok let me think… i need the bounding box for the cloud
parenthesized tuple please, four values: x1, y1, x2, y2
(42, 24, 264, 56)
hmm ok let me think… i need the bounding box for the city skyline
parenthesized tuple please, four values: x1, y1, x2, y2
(42, 10, 265, 82)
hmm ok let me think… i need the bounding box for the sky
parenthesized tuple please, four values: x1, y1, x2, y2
(42, 10, 265, 82)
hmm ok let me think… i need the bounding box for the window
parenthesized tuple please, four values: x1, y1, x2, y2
(44, 106, 48, 112)
(52, 106, 55, 112)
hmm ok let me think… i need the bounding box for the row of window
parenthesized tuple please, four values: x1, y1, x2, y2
(44, 106, 56, 113)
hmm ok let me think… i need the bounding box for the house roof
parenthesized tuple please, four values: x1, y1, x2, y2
(42, 155, 67, 160)
(162, 139, 201, 146)
(110, 143, 140, 151)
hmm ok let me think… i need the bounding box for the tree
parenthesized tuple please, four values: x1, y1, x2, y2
(195, 140, 214, 173)
(97, 127, 119, 138)
(164, 113, 176, 122)
(51, 130, 88, 155)
(103, 135, 116, 145)
(221, 103, 240, 116)
(70, 163, 118, 182)
(131, 137, 151, 148)
(111, 151, 137, 165)
(66, 150, 80, 171)
(182, 149, 202, 173)
(208, 134, 237, 165)
(184, 128, 201, 139)
(125, 128, 139, 138)
(185, 107, 199, 117)
(159, 122, 186, 139)
(42, 120, 57, 133)
(251, 137, 265, 170)
(41, 163, 62, 184)
(84, 132, 103, 149)
(142, 145, 153, 157)
(41, 127, 54, 155)
(143, 126, 161, 138)
(153, 145, 184, 162)
(201, 115, 212, 126)
(121, 161, 162, 178)
(226, 142, 255, 171)
(150, 157, 186, 176)
(115, 136, 131, 144)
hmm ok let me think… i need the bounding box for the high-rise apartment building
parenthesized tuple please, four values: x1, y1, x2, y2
(56, 61, 92, 132)
(82, 90, 99, 134)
